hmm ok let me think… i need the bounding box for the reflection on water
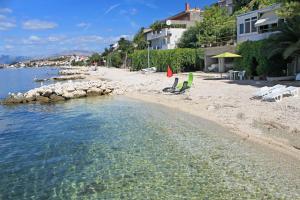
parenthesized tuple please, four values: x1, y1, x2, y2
(0, 96, 299, 199)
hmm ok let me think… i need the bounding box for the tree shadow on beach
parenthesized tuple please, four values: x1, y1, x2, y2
(203, 78, 300, 88)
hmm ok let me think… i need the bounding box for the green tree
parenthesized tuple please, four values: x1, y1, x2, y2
(234, 0, 279, 11)
(109, 52, 123, 68)
(133, 28, 148, 50)
(178, 6, 236, 48)
(266, 16, 300, 60)
(197, 6, 236, 46)
(277, 1, 300, 19)
(177, 23, 201, 48)
(88, 53, 101, 65)
(101, 48, 112, 57)
(118, 37, 134, 54)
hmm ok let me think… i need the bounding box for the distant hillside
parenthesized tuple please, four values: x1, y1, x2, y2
(0, 55, 30, 64)
(54, 50, 95, 57)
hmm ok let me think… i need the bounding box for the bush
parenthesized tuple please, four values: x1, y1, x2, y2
(71, 60, 86, 66)
(107, 52, 123, 68)
(130, 48, 204, 73)
(235, 40, 288, 77)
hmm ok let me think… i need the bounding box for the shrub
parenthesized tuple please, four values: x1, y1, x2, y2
(108, 52, 123, 68)
(130, 48, 204, 73)
(235, 40, 288, 77)
(71, 60, 86, 66)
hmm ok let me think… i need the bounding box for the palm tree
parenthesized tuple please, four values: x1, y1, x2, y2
(267, 16, 300, 60)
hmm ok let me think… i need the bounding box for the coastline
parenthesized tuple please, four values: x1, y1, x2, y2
(2, 66, 300, 160)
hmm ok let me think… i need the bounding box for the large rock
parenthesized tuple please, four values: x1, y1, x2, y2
(64, 86, 75, 92)
(2, 80, 115, 105)
(103, 88, 113, 95)
(72, 90, 86, 98)
(49, 94, 65, 102)
(2, 97, 24, 105)
(42, 89, 53, 97)
(54, 88, 64, 96)
(62, 92, 74, 99)
(87, 88, 103, 96)
(36, 96, 50, 103)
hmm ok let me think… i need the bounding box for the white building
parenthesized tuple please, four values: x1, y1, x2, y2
(144, 3, 202, 50)
(236, 4, 283, 43)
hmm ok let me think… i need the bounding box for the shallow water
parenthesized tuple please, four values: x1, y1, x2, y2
(0, 68, 299, 199)
(0, 96, 300, 199)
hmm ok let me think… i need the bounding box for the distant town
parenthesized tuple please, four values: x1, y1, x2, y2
(0, 54, 91, 68)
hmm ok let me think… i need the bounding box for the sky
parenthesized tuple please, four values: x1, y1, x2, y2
(0, 0, 214, 57)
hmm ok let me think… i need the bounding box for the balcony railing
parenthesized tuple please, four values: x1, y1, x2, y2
(147, 29, 169, 40)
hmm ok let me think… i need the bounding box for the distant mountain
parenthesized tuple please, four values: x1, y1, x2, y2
(54, 50, 96, 57)
(0, 55, 30, 64)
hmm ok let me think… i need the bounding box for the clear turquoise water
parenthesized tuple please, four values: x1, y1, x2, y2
(0, 68, 299, 199)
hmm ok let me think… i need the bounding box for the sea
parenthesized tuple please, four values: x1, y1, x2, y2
(0, 67, 299, 199)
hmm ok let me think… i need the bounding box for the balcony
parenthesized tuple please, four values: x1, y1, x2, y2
(146, 29, 169, 41)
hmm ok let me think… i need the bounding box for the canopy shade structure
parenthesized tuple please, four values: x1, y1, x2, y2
(255, 11, 278, 27)
(212, 52, 242, 58)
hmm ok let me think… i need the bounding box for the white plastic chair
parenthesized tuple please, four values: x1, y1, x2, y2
(238, 70, 246, 80)
(228, 70, 234, 80)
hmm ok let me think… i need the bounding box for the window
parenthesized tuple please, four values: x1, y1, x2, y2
(245, 18, 250, 33)
(251, 17, 257, 32)
(239, 23, 244, 34)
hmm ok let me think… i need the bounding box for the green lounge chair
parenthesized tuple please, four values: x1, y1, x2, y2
(177, 72, 193, 89)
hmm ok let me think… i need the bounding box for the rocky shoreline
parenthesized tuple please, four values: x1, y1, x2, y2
(1, 80, 115, 105)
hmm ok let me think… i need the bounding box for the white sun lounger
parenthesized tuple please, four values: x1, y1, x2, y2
(262, 86, 299, 102)
(253, 84, 286, 98)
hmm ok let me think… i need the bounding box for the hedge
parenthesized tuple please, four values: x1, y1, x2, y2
(235, 40, 287, 77)
(130, 48, 204, 72)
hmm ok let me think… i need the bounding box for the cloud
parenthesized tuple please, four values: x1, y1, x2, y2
(0, 8, 12, 14)
(76, 35, 103, 43)
(22, 35, 42, 44)
(47, 36, 66, 42)
(4, 45, 14, 50)
(76, 22, 90, 30)
(124, 0, 157, 9)
(22, 19, 58, 30)
(1, 34, 134, 56)
(120, 8, 138, 15)
(104, 3, 121, 15)
(0, 15, 16, 31)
